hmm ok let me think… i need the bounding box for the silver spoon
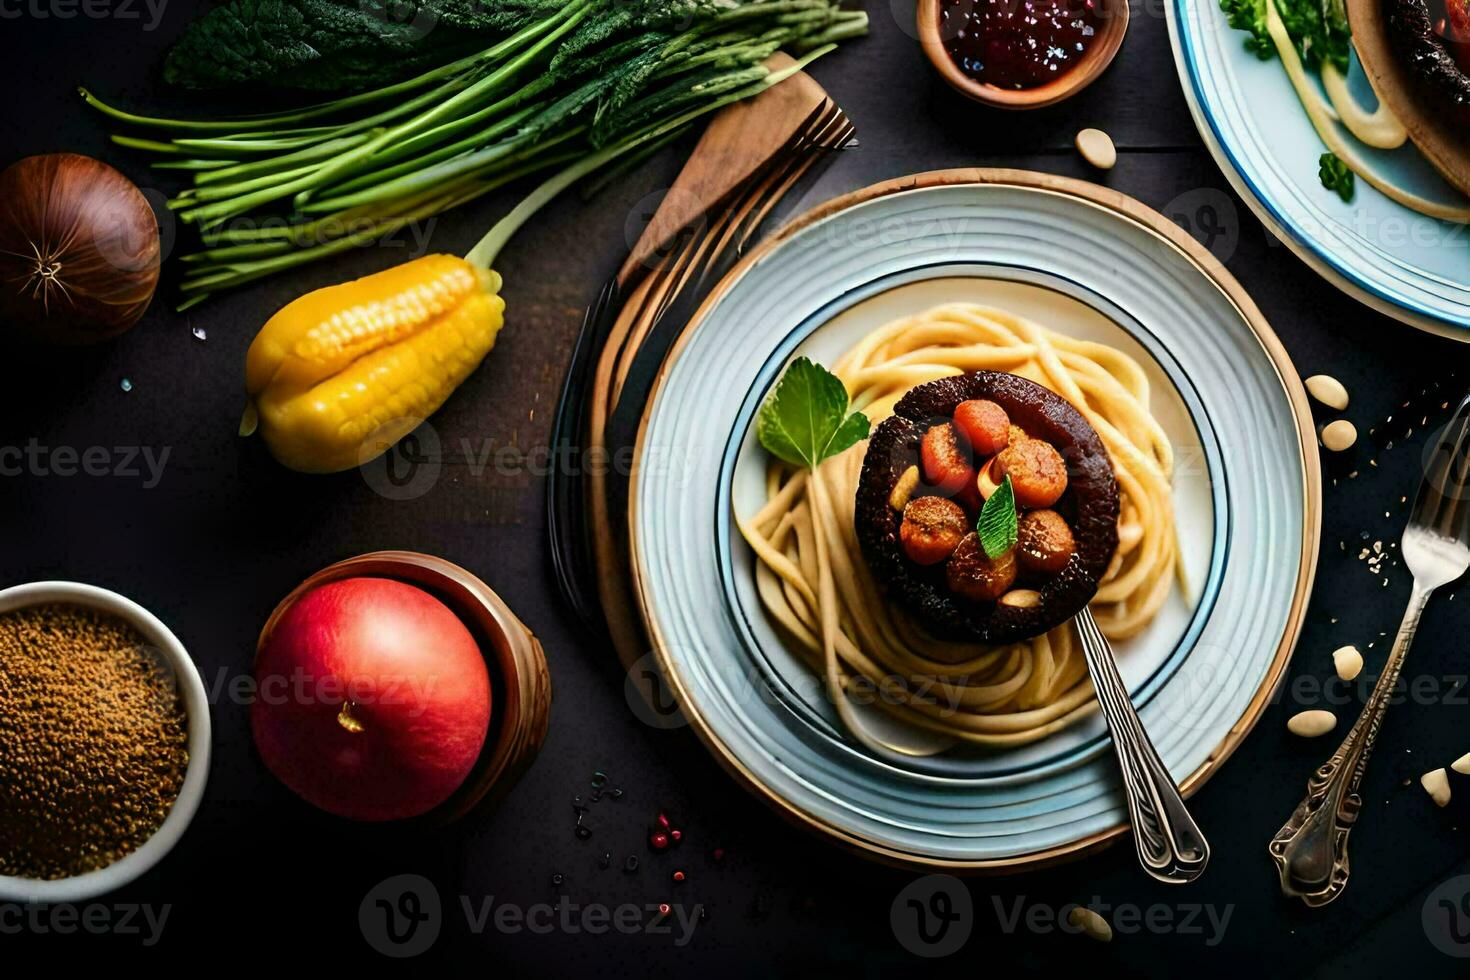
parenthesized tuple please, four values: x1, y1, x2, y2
(1270, 392, 1470, 906)
(1076, 606, 1211, 883)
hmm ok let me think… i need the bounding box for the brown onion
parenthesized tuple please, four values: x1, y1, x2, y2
(0, 153, 160, 344)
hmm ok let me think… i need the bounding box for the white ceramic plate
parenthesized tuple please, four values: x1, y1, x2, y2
(631, 172, 1319, 868)
(1168, 1, 1470, 337)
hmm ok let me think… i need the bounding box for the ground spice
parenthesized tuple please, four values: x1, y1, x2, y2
(0, 603, 188, 880)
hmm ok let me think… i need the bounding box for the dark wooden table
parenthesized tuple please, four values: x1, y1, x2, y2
(4, 2, 1470, 975)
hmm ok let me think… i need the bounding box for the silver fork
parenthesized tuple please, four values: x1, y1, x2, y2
(1270, 393, 1470, 906)
(1076, 607, 1211, 883)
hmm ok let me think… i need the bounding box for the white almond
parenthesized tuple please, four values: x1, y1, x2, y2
(1067, 906, 1113, 942)
(1075, 128, 1117, 170)
(1422, 768, 1452, 807)
(1321, 419, 1357, 452)
(1304, 374, 1349, 410)
(999, 589, 1042, 609)
(1287, 709, 1337, 737)
(1332, 645, 1363, 681)
(1452, 752, 1470, 776)
(889, 465, 920, 512)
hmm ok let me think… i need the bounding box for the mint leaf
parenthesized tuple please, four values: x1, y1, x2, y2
(977, 475, 1018, 559)
(757, 357, 870, 470)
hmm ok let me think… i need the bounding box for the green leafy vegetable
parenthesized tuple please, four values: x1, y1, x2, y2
(1318, 152, 1355, 201)
(161, 0, 542, 91)
(1218, 0, 1349, 71)
(757, 357, 870, 470)
(1274, 0, 1350, 72)
(86, 0, 867, 301)
(1219, 0, 1273, 59)
(976, 475, 1018, 560)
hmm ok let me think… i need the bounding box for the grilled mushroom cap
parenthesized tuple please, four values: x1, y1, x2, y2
(1386, 0, 1470, 126)
(854, 371, 1119, 645)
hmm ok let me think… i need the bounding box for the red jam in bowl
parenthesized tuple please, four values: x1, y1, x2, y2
(939, 0, 1102, 90)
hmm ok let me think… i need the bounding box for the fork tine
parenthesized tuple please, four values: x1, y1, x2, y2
(1420, 393, 1470, 537)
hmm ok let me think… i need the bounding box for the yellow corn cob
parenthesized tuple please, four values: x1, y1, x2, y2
(240, 254, 505, 473)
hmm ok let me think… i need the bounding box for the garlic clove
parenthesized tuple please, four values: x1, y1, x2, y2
(1321, 419, 1357, 452)
(1421, 768, 1452, 807)
(1452, 752, 1470, 776)
(1332, 645, 1363, 681)
(1304, 374, 1349, 410)
(1287, 709, 1337, 737)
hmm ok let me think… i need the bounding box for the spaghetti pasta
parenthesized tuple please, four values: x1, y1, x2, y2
(736, 303, 1180, 754)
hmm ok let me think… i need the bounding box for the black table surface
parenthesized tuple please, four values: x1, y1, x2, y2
(5, 2, 1470, 975)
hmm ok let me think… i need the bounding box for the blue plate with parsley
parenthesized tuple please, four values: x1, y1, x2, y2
(1169, 0, 1470, 336)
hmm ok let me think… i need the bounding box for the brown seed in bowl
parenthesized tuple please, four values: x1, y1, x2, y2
(1017, 509, 1077, 574)
(946, 534, 1017, 602)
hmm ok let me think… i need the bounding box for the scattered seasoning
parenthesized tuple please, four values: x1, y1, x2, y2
(598, 852, 611, 869)
(624, 854, 640, 873)
(551, 872, 565, 886)
(191, 325, 207, 341)
(119, 378, 132, 392)
(0, 604, 188, 880)
(673, 870, 686, 883)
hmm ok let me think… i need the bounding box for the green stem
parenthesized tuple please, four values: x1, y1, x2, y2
(292, 1, 592, 207)
(465, 42, 834, 271)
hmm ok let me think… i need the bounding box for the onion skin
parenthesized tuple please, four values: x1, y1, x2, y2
(0, 153, 160, 344)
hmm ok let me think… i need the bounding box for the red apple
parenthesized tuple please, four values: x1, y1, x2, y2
(252, 576, 491, 821)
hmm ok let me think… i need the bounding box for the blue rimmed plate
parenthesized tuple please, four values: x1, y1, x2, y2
(630, 171, 1320, 869)
(1168, 1, 1470, 337)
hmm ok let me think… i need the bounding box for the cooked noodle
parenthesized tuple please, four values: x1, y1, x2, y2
(736, 304, 1180, 753)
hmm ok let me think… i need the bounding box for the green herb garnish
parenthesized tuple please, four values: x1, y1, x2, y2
(1318, 152, 1355, 202)
(1219, 0, 1273, 59)
(757, 357, 869, 470)
(976, 475, 1018, 559)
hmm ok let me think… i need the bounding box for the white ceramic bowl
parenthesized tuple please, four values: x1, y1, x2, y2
(0, 582, 211, 902)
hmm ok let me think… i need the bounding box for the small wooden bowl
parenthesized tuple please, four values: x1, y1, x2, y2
(918, 0, 1129, 109)
(257, 551, 551, 824)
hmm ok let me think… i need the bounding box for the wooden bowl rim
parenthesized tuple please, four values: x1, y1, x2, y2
(916, 0, 1130, 109)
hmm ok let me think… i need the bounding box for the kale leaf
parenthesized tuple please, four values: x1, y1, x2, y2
(162, 0, 548, 91)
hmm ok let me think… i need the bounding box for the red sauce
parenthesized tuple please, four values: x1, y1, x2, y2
(939, 0, 1102, 91)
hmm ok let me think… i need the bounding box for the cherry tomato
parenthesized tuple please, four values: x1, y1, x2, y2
(920, 422, 976, 502)
(900, 496, 969, 565)
(953, 399, 1010, 457)
(1447, 0, 1470, 70)
(1016, 509, 1076, 575)
(993, 438, 1067, 509)
(945, 533, 1018, 603)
